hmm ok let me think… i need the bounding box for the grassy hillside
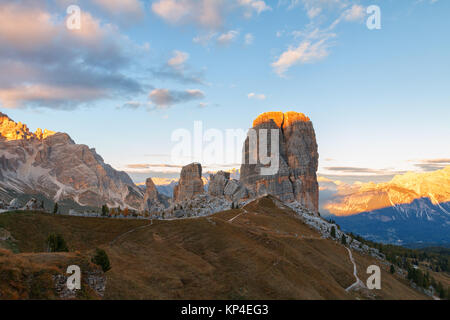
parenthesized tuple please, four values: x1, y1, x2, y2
(0, 198, 430, 300)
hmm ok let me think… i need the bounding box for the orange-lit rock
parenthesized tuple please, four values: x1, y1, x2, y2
(241, 111, 319, 212)
(283, 111, 310, 127)
(0, 112, 55, 141)
(252, 111, 310, 129)
(253, 111, 285, 128)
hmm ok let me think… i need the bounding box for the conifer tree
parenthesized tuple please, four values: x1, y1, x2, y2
(330, 226, 336, 239)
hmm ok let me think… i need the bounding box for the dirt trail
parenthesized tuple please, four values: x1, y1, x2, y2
(345, 247, 366, 292)
(109, 223, 153, 246)
(228, 209, 247, 223)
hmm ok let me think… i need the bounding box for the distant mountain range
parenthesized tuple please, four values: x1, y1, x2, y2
(322, 167, 450, 246)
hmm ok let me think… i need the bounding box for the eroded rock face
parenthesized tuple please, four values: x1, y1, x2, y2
(0, 112, 55, 141)
(209, 171, 248, 202)
(240, 111, 319, 212)
(173, 163, 204, 202)
(208, 171, 230, 197)
(0, 113, 143, 209)
(142, 178, 169, 213)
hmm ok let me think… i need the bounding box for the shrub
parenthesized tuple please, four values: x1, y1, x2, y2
(390, 264, 395, 274)
(92, 248, 111, 272)
(46, 234, 68, 252)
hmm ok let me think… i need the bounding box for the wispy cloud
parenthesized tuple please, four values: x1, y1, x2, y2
(272, 36, 334, 76)
(272, 1, 366, 76)
(217, 30, 240, 45)
(247, 92, 266, 100)
(151, 50, 205, 85)
(245, 33, 254, 45)
(413, 158, 450, 171)
(148, 88, 205, 108)
(193, 30, 240, 46)
(152, 0, 270, 29)
(238, 0, 272, 18)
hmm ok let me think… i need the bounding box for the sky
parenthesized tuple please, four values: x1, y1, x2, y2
(0, 0, 449, 184)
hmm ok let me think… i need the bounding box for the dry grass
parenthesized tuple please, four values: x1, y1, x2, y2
(0, 201, 430, 300)
(0, 249, 101, 299)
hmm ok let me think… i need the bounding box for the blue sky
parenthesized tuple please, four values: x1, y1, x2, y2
(1, 0, 449, 183)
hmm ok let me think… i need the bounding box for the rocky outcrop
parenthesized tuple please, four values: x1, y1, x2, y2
(209, 171, 248, 202)
(142, 177, 169, 213)
(23, 198, 44, 211)
(208, 171, 230, 197)
(0, 113, 143, 209)
(240, 111, 319, 212)
(0, 112, 55, 141)
(173, 163, 205, 202)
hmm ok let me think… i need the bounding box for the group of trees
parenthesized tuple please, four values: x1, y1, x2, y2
(406, 264, 449, 299)
(346, 231, 450, 300)
(104, 205, 137, 218)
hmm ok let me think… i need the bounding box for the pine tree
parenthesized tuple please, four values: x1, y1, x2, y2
(91, 248, 111, 272)
(101, 205, 109, 217)
(53, 202, 58, 214)
(390, 264, 395, 274)
(330, 226, 336, 239)
(46, 234, 68, 252)
(437, 282, 445, 298)
(341, 234, 347, 245)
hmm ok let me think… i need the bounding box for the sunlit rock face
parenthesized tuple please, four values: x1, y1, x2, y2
(173, 163, 205, 202)
(0, 113, 143, 209)
(0, 112, 55, 141)
(325, 167, 450, 216)
(240, 111, 319, 212)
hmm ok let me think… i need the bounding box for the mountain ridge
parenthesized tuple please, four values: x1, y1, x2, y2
(0, 113, 143, 210)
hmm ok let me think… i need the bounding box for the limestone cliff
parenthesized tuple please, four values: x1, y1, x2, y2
(173, 163, 205, 202)
(0, 113, 143, 209)
(240, 111, 319, 212)
(142, 177, 169, 212)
